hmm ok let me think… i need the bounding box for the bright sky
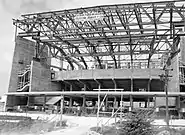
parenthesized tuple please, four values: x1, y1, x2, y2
(0, 0, 175, 96)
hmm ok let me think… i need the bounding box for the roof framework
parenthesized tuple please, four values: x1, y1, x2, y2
(13, 0, 185, 70)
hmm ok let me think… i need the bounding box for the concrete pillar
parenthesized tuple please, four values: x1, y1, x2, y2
(131, 79, 133, 92)
(147, 79, 151, 108)
(60, 95, 64, 126)
(130, 95, 133, 110)
(177, 96, 181, 118)
(130, 79, 133, 110)
(69, 97, 73, 108)
(118, 44, 121, 68)
(60, 52, 63, 70)
(82, 95, 86, 107)
(154, 95, 157, 108)
(43, 95, 46, 112)
(84, 84, 87, 91)
(114, 96, 117, 108)
(97, 84, 101, 127)
(147, 98, 150, 108)
(105, 96, 108, 108)
(70, 84, 72, 91)
(26, 96, 30, 106)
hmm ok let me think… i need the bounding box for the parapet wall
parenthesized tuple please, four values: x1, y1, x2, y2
(53, 68, 164, 80)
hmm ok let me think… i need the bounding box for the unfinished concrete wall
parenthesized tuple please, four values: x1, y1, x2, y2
(6, 37, 35, 107)
(180, 36, 185, 63)
(168, 55, 180, 92)
(8, 37, 35, 92)
(30, 60, 61, 92)
(156, 55, 179, 107)
(29, 60, 61, 105)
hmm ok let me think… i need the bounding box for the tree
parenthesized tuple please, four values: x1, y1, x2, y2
(118, 109, 155, 135)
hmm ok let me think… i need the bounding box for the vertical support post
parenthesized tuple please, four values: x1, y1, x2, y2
(177, 95, 181, 119)
(120, 91, 123, 123)
(97, 84, 101, 129)
(130, 79, 133, 110)
(60, 95, 64, 127)
(131, 79, 133, 92)
(27, 96, 30, 106)
(60, 53, 63, 70)
(69, 97, 72, 108)
(114, 97, 117, 108)
(154, 95, 157, 108)
(70, 84, 72, 91)
(118, 44, 121, 68)
(43, 95, 46, 112)
(147, 98, 150, 108)
(84, 84, 87, 91)
(147, 79, 151, 108)
(165, 69, 169, 128)
(130, 95, 133, 111)
(105, 96, 108, 109)
(82, 95, 86, 108)
(26, 95, 30, 113)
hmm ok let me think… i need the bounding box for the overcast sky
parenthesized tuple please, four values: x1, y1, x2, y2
(0, 0, 177, 96)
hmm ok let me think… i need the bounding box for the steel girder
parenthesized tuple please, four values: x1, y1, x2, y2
(13, 0, 185, 69)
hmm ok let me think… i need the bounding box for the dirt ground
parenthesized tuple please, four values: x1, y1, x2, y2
(0, 112, 114, 135)
(0, 112, 185, 135)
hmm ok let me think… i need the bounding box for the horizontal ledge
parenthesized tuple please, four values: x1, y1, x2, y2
(5, 91, 185, 97)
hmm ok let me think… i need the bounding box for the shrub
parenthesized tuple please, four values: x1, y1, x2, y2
(118, 109, 156, 135)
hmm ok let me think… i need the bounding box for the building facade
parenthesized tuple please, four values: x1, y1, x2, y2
(6, 0, 185, 116)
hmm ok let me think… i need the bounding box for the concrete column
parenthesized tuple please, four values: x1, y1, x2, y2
(43, 95, 46, 112)
(60, 95, 64, 126)
(82, 95, 86, 107)
(118, 44, 121, 68)
(131, 79, 133, 92)
(27, 96, 30, 106)
(177, 96, 181, 118)
(97, 84, 101, 127)
(60, 52, 63, 70)
(147, 79, 151, 108)
(147, 98, 150, 108)
(130, 79, 133, 110)
(70, 84, 72, 91)
(26, 96, 30, 112)
(69, 97, 73, 107)
(105, 96, 108, 108)
(130, 95, 133, 110)
(84, 84, 87, 91)
(114, 96, 117, 108)
(154, 95, 157, 108)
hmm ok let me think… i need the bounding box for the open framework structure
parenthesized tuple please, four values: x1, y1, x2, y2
(6, 0, 185, 117)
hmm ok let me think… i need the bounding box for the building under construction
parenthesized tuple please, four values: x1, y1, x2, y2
(5, 0, 185, 116)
